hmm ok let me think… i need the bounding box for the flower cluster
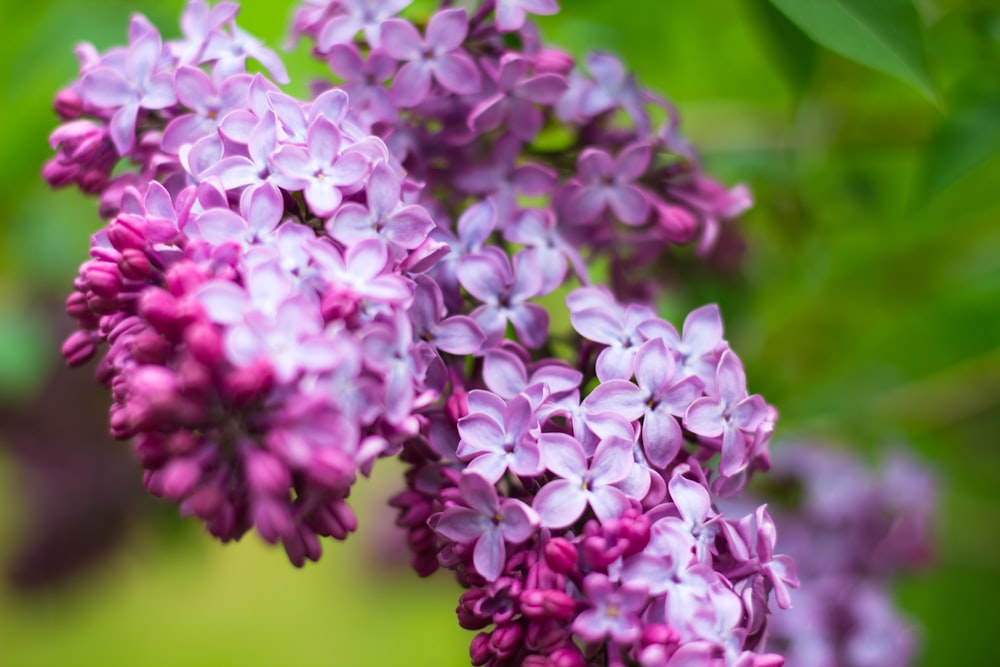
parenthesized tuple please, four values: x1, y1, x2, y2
(47, 0, 795, 664)
(742, 444, 936, 667)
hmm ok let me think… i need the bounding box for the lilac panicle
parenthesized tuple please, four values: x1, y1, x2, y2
(49, 2, 800, 665)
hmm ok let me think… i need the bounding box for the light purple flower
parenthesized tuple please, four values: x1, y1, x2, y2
(162, 68, 251, 153)
(495, 0, 560, 33)
(456, 392, 543, 483)
(639, 304, 725, 389)
(565, 143, 651, 226)
(533, 434, 633, 528)
(568, 287, 656, 381)
(457, 248, 549, 349)
(381, 9, 481, 107)
(431, 471, 539, 581)
(327, 44, 398, 124)
(469, 54, 567, 140)
(80, 28, 176, 154)
(572, 573, 647, 644)
(328, 160, 434, 250)
(316, 0, 412, 51)
(684, 351, 768, 477)
(408, 274, 485, 355)
(272, 117, 371, 217)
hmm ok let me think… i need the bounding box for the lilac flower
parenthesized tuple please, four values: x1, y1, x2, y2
(469, 54, 568, 140)
(504, 208, 588, 294)
(162, 68, 251, 153)
(565, 143, 652, 226)
(272, 117, 371, 217)
(495, 0, 560, 33)
(327, 45, 398, 125)
(632, 339, 703, 467)
(316, 0, 412, 51)
(684, 351, 769, 477)
(572, 573, 647, 644)
(203, 111, 282, 195)
(456, 392, 543, 483)
(568, 287, 655, 381)
(431, 471, 539, 581)
(328, 160, 434, 250)
(639, 304, 725, 389)
(201, 20, 290, 83)
(381, 9, 481, 107)
(533, 434, 633, 528)
(80, 28, 176, 154)
(408, 275, 486, 356)
(457, 248, 549, 349)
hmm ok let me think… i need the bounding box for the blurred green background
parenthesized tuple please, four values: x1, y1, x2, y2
(1, 0, 998, 664)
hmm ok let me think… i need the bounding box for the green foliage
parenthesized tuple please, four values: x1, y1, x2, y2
(766, 0, 937, 101)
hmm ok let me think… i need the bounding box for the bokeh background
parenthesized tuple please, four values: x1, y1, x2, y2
(1, 0, 998, 664)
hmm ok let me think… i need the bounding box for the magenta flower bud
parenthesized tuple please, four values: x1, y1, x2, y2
(54, 89, 84, 119)
(85, 291, 118, 316)
(109, 403, 137, 439)
(303, 447, 356, 491)
(184, 321, 223, 367)
(133, 434, 168, 468)
(128, 331, 170, 364)
(519, 589, 576, 620)
(150, 457, 202, 502)
(139, 287, 182, 337)
(656, 204, 698, 243)
(245, 449, 291, 495)
(65, 290, 92, 320)
(61, 330, 98, 367)
(84, 262, 122, 298)
(108, 215, 148, 251)
(407, 525, 436, 553)
(753, 654, 785, 667)
(80, 169, 109, 194)
(223, 361, 274, 407)
(458, 589, 492, 630)
(544, 537, 578, 574)
(489, 622, 524, 658)
(469, 632, 491, 666)
(165, 262, 206, 297)
(641, 624, 680, 648)
(42, 159, 78, 187)
(548, 645, 587, 667)
(118, 248, 153, 280)
(164, 431, 200, 457)
(186, 484, 225, 520)
(525, 618, 564, 654)
(535, 48, 574, 74)
(254, 499, 296, 542)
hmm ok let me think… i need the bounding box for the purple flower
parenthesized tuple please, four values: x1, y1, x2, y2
(316, 0, 412, 51)
(327, 44, 398, 125)
(565, 143, 652, 226)
(162, 68, 251, 153)
(568, 287, 655, 381)
(639, 303, 725, 389)
(572, 573, 647, 644)
(80, 28, 176, 154)
(457, 392, 543, 483)
(408, 274, 486, 355)
(381, 9, 481, 107)
(469, 54, 567, 141)
(533, 434, 633, 529)
(495, 0, 560, 33)
(431, 471, 539, 581)
(684, 351, 768, 477)
(328, 160, 434, 250)
(272, 117, 371, 217)
(457, 248, 549, 349)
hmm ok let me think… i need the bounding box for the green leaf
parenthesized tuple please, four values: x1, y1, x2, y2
(745, 0, 819, 93)
(766, 0, 936, 102)
(916, 84, 1000, 205)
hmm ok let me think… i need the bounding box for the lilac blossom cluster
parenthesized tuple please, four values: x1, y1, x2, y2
(46, 1, 795, 664)
(740, 444, 935, 667)
(393, 295, 792, 666)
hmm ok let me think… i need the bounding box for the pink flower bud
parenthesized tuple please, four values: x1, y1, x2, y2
(245, 449, 291, 495)
(656, 204, 697, 244)
(139, 288, 181, 337)
(54, 89, 84, 119)
(61, 330, 98, 367)
(119, 248, 153, 280)
(469, 632, 491, 666)
(543, 538, 577, 574)
(184, 321, 223, 367)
